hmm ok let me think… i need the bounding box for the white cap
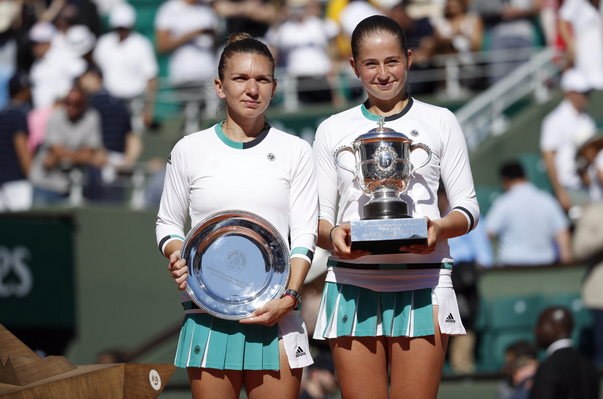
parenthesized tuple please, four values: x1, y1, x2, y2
(67, 25, 96, 56)
(560, 68, 592, 93)
(109, 3, 136, 29)
(29, 21, 57, 43)
(574, 125, 603, 153)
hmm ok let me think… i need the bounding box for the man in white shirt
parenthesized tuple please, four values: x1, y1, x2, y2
(94, 3, 158, 130)
(540, 68, 595, 213)
(485, 160, 571, 266)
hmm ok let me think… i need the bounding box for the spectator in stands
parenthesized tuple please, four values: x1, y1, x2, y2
(431, 0, 485, 91)
(530, 306, 600, 399)
(438, 184, 493, 375)
(28, 86, 103, 204)
(212, 0, 279, 38)
(266, 0, 339, 105)
(299, 349, 338, 399)
(65, 24, 96, 66)
(78, 66, 142, 202)
(94, 3, 158, 131)
(154, 0, 218, 88)
(471, 0, 541, 83)
(0, 72, 33, 212)
(574, 128, 603, 202)
(389, 1, 437, 94)
(540, 68, 595, 213)
(558, 0, 603, 90)
(485, 160, 572, 266)
(498, 341, 539, 399)
(0, 0, 20, 110)
(28, 21, 86, 109)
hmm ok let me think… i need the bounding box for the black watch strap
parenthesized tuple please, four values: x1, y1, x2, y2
(282, 289, 301, 307)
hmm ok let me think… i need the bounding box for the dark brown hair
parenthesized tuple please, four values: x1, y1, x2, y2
(351, 15, 409, 62)
(217, 33, 276, 80)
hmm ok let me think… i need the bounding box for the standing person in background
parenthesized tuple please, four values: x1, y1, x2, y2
(485, 160, 572, 266)
(313, 15, 480, 399)
(573, 128, 603, 203)
(156, 33, 318, 399)
(94, 3, 158, 131)
(530, 307, 600, 399)
(0, 72, 33, 212)
(540, 68, 595, 213)
(558, 0, 603, 90)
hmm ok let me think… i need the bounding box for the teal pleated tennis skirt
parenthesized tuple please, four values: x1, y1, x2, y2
(313, 282, 440, 340)
(174, 313, 280, 370)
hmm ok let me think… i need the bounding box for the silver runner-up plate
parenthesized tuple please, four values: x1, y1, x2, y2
(181, 210, 291, 320)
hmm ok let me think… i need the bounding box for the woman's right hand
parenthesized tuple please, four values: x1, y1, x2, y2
(330, 223, 371, 260)
(168, 251, 189, 291)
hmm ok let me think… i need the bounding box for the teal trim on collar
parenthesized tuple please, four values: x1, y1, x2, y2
(215, 122, 244, 149)
(361, 103, 380, 121)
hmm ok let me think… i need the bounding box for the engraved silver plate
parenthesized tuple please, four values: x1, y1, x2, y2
(181, 210, 290, 320)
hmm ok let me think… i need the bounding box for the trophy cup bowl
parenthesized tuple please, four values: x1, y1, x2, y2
(334, 118, 432, 254)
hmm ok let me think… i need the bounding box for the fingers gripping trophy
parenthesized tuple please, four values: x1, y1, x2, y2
(334, 116, 432, 254)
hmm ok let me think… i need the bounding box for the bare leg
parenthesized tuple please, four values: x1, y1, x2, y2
(187, 367, 243, 399)
(329, 336, 389, 399)
(388, 305, 449, 399)
(245, 339, 303, 399)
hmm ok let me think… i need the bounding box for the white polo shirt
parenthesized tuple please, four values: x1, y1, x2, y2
(540, 99, 596, 190)
(154, 0, 218, 85)
(93, 31, 159, 99)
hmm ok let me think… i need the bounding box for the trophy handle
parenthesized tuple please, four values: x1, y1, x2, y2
(410, 142, 432, 178)
(333, 145, 357, 178)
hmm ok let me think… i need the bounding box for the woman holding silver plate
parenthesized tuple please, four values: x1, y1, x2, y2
(313, 15, 480, 399)
(156, 33, 318, 399)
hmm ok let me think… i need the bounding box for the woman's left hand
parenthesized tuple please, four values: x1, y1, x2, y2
(238, 296, 295, 326)
(398, 217, 440, 255)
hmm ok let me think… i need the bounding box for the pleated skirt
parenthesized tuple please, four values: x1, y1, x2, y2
(174, 313, 280, 370)
(313, 282, 466, 340)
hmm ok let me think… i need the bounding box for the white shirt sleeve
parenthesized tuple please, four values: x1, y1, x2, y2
(539, 113, 560, 152)
(289, 138, 319, 263)
(156, 137, 190, 255)
(313, 117, 339, 226)
(439, 108, 480, 232)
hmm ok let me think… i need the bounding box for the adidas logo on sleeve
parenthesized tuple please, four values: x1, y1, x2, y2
(295, 346, 307, 358)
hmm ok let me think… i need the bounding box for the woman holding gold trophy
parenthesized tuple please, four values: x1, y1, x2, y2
(156, 34, 318, 399)
(313, 15, 480, 399)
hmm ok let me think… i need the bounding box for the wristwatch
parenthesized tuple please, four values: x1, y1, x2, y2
(281, 289, 301, 308)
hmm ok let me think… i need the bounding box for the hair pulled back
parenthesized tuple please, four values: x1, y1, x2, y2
(351, 15, 409, 62)
(217, 33, 276, 80)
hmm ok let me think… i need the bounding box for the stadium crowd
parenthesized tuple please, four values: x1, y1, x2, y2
(0, 0, 603, 395)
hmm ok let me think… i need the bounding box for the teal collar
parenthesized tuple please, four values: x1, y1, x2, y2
(214, 121, 271, 149)
(361, 97, 414, 122)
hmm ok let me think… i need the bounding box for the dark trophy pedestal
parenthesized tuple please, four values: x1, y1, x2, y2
(350, 201, 428, 255)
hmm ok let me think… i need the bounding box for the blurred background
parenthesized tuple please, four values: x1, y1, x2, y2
(1, 0, 603, 396)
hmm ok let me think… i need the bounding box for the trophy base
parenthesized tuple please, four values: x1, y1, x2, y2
(350, 218, 428, 255)
(363, 200, 409, 220)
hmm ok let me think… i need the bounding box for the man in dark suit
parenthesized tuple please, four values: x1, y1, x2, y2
(529, 306, 600, 399)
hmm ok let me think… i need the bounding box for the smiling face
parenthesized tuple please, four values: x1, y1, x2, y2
(215, 53, 277, 121)
(350, 31, 412, 106)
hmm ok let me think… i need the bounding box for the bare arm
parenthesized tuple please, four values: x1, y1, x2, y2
(14, 132, 32, 176)
(542, 150, 571, 212)
(558, 19, 575, 65)
(122, 133, 143, 169)
(44, 145, 97, 169)
(155, 28, 212, 54)
(555, 228, 572, 264)
(143, 78, 158, 127)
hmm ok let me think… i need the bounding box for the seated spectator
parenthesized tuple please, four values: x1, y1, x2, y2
(530, 306, 600, 399)
(93, 3, 158, 131)
(485, 160, 572, 266)
(558, 0, 603, 90)
(299, 349, 338, 399)
(574, 128, 603, 203)
(28, 21, 86, 109)
(266, 0, 339, 105)
(389, 1, 437, 94)
(212, 0, 280, 38)
(431, 0, 485, 90)
(29, 86, 103, 204)
(154, 0, 218, 88)
(471, 0, 541, 83)
(540, 68, 595, 213)
(499, 341, 539, 399)
(78, 67, 142, 202)
(0, 72, 33, 212)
